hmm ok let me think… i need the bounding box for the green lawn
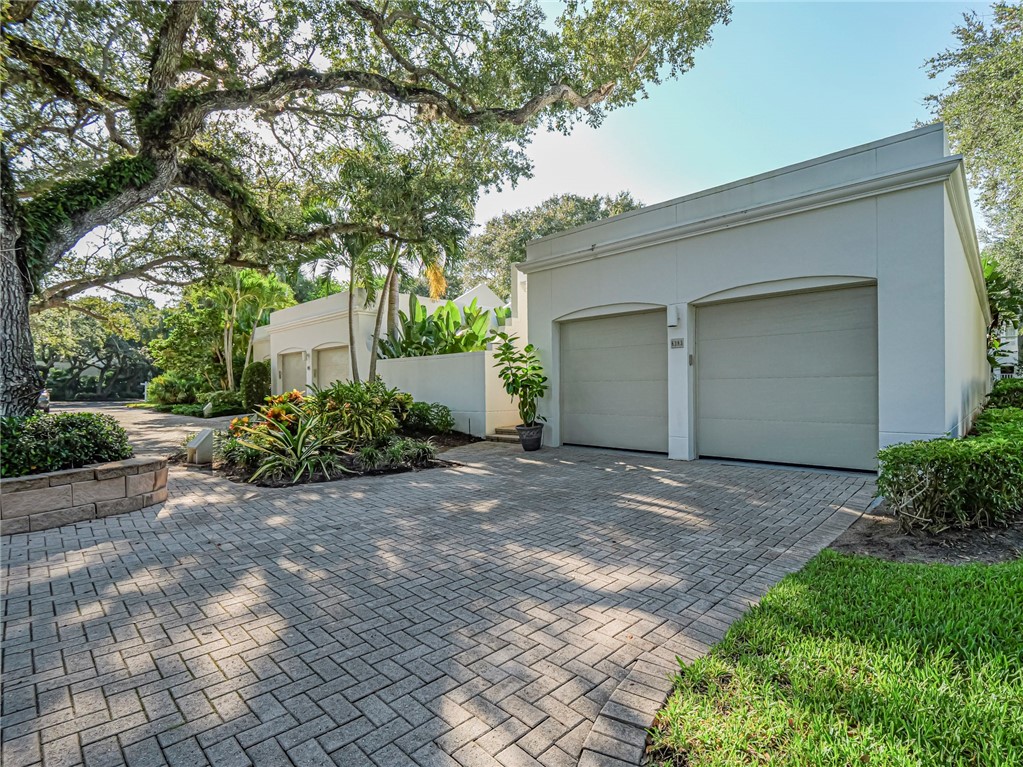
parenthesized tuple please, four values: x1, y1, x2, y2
(648, 550, 1023, 767)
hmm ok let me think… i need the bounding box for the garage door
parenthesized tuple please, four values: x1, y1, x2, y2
(560, 310, 668, 452)
(280, 351, 305, 393)
(696, 286, 878, 470)
(315, 346, 349, 388)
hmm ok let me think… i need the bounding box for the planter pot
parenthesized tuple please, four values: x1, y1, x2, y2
(516, 423, 544, 452)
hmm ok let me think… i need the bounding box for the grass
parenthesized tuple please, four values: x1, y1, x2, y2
(648, 550, 1023, 767)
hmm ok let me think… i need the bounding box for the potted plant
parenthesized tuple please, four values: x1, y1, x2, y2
(493, 334, 549, 451)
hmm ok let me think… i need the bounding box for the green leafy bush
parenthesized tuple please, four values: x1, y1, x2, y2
(240, 360, 271, 410)
(310, 379, 406, 446)
(197, 390, 246, 416)
(377, 295, 511, 358)
(355, 436, 436, 471)
(988, 378, 1023, 409)
(1, 413, 133, 478)
(169, 404, 206, 417)
(147, 373, 203, 405)
(971, 407, 1023, 440)
(404, 402, 455, 434)
(878, 425, 1023, 532)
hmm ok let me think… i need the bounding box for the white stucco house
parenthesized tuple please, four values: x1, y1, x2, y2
(251, 285, 503, 395)
(519, 124, 989, 471)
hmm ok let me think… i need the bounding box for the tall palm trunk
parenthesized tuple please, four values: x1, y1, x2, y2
(368, 257, 399, 381)
(387, 268, 400, 336)
(348, 258, 361, 383)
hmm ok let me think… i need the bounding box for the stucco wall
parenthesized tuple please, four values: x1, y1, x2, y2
(523, 124, 987, 461)
(376, 351, 517, 437)
(943, 189, 991, 435)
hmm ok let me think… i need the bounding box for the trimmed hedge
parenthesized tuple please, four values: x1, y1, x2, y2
(1, 412, 133, 478)
(241, 361, 271, 411)
(988, 378, 1023, 409)
(878, 404, 1023, 532)
(197, 390, 246, 417)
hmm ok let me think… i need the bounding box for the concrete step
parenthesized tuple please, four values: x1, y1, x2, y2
(485, 432, 520, 444)
(494, 426, 519, 436)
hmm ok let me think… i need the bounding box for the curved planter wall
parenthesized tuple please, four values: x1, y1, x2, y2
(0, 458, 168, 534)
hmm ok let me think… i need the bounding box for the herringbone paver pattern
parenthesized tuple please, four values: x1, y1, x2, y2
(1, 443, 874, 767)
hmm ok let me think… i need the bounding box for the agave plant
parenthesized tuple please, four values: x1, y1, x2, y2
(235, 413, 350, 484)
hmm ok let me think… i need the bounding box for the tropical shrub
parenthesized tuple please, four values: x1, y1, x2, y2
(235, 413, 348, 484)
(1, 412, 133, 478)
(878, 404, 1023, 532)
(241, 360, 272, 410)
(988, 378, 1023, 409)
(492, 334, 548, 426)
(310, 380, 406, 445)
(377, 295, 511, 358)
(356, 436, 436, 470)
(147, 373, 203, 405)
(404, 402, 455, 434)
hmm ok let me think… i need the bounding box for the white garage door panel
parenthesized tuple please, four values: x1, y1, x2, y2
(561, 343, 666, 382)
(697, 287, 878, 470)
(316, 347, 349, 387)
(698, 376, 877, 424)
(698, 329, 878, 379)
(281, 352, 305, 393)
(562, 380, 668, 418)
(561, 311, 668, 452)
(699, 420, 879, 470)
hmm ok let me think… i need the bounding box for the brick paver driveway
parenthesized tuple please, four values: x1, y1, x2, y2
(1, 443, 874, 767)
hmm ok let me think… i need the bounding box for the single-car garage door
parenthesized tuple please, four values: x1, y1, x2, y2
(315, 346, 349, 388)
(696, 286, 878, 470)
(280, 351, 305, 393)
(560, 310, 668, 452)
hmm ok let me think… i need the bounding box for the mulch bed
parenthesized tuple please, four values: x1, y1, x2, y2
(830, 504, 1023, 565)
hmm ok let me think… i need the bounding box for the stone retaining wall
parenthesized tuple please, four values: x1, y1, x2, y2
(0, 457, 168, 534)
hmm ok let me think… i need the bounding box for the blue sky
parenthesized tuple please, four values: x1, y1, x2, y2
(474, 1, 990, 225)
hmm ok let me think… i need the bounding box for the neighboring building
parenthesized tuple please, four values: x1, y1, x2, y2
(252, 287, 501, 395)
(520, 124, 989, 471)
(995, 324, 1021, 379)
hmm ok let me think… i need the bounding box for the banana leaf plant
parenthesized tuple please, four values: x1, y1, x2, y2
(378, 295, 510, 358)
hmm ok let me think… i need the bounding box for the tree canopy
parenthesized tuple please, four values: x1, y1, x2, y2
(457, 191, 641, 298)
(928, 2, 1023, 288)
(0, 0, 731, 415)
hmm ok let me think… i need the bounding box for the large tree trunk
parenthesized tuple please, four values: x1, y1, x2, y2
(348, 259, 361, 384)
(0, 156, 42, 418)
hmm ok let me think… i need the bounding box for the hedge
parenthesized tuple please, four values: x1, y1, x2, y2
(878, 403, 1023, 532)
(1, 412, 133, 478)
(988, 378, 1023, 409)
(240, 361, 271, 411)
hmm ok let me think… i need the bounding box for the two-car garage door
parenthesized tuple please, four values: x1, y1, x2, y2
(558, 287, 878, 470)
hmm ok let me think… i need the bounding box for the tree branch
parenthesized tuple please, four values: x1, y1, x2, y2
(192, 66, 618, 127)
(31, 252, 183, 312)
(3, 32, 130, 105)
(147, 0, 201, 93)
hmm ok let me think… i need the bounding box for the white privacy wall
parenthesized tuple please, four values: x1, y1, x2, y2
(522, 124, 990, 460)
(376, 351, 517, 437)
